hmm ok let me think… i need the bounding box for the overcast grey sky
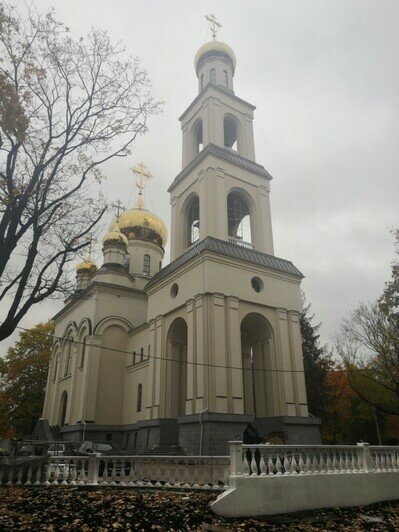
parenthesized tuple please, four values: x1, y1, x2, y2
(2, 0, 398, 353)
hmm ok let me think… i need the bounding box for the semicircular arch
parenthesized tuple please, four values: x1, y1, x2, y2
(94, 316, 133, 336)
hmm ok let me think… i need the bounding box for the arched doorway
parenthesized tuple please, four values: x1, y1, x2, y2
(241, 313, 275, 418)
(167, 318, 188, 418)
(59, 391, 68, 426)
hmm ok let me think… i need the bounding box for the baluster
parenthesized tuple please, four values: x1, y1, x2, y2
(101, 459, 109, 484)
(305, 452, 312, 474)
(6, 467, 14, 485)
(250, 452, 258, 476)
(77, 459, 86, 485)
(375, 452, 381, 472)
(351, 451, 357, 473)
(0, 467, 4, 485)
(387, 452, 392, 472)
(173, 459, 180, 487)
(242, 452, 249, 476)
(291, 454, 299, 475)
(61, 460, 68, 485)
(326, 452, 333, 474)
(34, 463, 42, 485)
(319, 452, 326, 474)
(283, 454, 290, 475)
(259, 452, 267, 476)
(119, 459, 127, 486)
(25, 464, 33, 485)
(338, 451, 345, 473)
(68, 459, 77, 485)
(345, 451, 351, 473)
(267, 455, 274, 476)
(44, 462, 51, 485)
(52, 462, 60, 484)
(275, 454, 283, 475)
(16, 464, 23, 485)
(394, 451, 399, 472)
(298, 453, 305, 474)
(331, 451, 338, 473)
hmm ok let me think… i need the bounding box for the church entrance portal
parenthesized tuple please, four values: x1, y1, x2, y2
(241, 313, 275, 418)
(167, 318, 188, 418)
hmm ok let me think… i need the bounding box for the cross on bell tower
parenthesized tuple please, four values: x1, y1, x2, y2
(131, 162, 153, 209)
(205, 14, 222, 40)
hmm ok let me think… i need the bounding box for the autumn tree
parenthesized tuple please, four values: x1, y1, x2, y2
(0, 3, 160, 341)
(300, 293, 331, 419)
(336, 229, 399, 416)
(0, 321, 54, 437)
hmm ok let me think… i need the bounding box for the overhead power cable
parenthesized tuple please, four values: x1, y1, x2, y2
(3, 322, 306, 375)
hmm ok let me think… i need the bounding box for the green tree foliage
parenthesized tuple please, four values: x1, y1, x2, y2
(0, 2, 160, 341)
(336, 229, 399, 416)
(0, 321, 53, 437)
(300, 294, 332, 419)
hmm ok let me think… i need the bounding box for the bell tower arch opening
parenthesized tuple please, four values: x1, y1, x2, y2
(192, 118, 203, 158)
(186, 195, 200, 247)
(227, 190, 252, 246)
(167, 318, 188, 418)
(224, 114, 241, 151)
(241, 313, 275, 419)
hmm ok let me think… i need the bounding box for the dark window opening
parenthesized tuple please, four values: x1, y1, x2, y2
(188, 196, 200, 246)
(143, 254, 150, 276)
(200, 73, 204, 90)
(223, 69, 228, 88)
(193, 119, 203, 155)
(80, 336, 87, 368)
(137, 384, 143, 412)
(210, 68, 216, 83)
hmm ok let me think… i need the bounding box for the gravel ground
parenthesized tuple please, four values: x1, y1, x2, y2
(0, 488, 398, 531)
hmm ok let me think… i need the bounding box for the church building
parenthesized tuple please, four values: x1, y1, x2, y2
(41, 25, 321, 454)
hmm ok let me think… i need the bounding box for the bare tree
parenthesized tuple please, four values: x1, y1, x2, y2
(335, 231, 399, 415)
(0, 3, 160, 340)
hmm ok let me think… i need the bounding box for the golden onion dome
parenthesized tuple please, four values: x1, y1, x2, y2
(76, 260, 97, 274)
(102, 230, 128, 247)
(194, 41, 236, 74)
(116, 208, 167, 248)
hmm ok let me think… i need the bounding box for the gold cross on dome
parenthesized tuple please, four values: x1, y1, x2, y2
(205, 14, 222, 40)
(131, 162, 153, 209)
(111, 199, 125, 218)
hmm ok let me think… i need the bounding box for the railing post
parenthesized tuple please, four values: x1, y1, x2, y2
(229, 441, 243, 476)
(87, 453, 99, 485)
(357, 443, 371, 472)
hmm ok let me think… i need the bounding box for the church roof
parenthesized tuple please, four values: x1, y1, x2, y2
(145, 236, 303, 290)
(168, 143, 272, 192)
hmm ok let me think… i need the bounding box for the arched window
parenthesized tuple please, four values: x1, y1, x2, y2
(192, 119, 203, 156)
(59, 391, 68, 426)
(223, 70, 228, 88)
(187, 196, 200, 246)
(224, 115, 238, 151)
(64, 338, 73, 376)
(148, 344, 151, 359)
(210, 68, 216, 83)
(53, 355, 60, 380)
(159, 261, 162, 271)
(132, 351, 136, 365)
(227, 192, 252, 245)
(140, 347, 144, 362)
(137, 384, 142, 412)
(200, 73, 204, 90)
(79, 336, 87, 368)
(143, 254, 150, 276)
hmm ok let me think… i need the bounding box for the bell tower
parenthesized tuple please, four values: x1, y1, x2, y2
(169, 19, 274, 260)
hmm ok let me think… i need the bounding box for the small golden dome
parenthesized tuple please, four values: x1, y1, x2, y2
(194, 41, 236, 73)
(76, 260, 97, 274)
(116, 208, 167, 247)
(102, 230, 128, 247)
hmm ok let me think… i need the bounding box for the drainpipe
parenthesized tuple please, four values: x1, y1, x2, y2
(199, 408, 208, 456)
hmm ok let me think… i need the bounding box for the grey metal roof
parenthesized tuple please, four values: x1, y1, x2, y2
(145, 236, 303, 289)
(168, 143, 272, 192)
